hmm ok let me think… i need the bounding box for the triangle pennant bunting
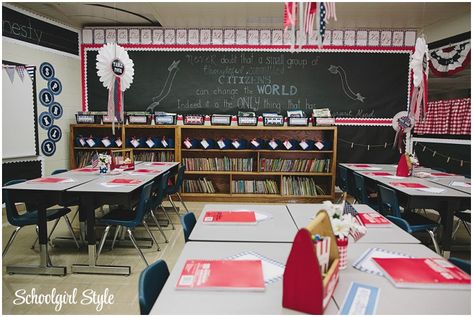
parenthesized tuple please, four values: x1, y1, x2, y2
(16, 66, 26, 82)
(4, 66, 16, 83)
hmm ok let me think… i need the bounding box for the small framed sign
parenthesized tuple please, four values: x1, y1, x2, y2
(183, 115, 205, 125)
(211, 114, 232, 126)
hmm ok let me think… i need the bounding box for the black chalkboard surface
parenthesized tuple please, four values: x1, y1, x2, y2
(86, 49, 409, 117)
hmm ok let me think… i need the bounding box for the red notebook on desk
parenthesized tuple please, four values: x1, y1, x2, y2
(389, 182, 427, 189)
(176, 259, 265, 291)
(369, 172, 392, 176)
(30, 177, 67, 183)
(133, 169, 160, 174)
(373, 257, 471, 290)
(202, 211, 257, 224)
(108, 178, 143, 185)
(75, 167, 98, 172)
(358, 212, 392, 227)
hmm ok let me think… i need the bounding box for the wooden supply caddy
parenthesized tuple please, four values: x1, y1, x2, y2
(283, 210, 340, 314)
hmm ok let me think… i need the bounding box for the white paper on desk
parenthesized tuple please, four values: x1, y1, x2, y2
(353, 247, 411, 276)
(255, 212, 272, 223)
(362, 167, 382, 171)
(450, 181, 471, 188)
(383, 175, 406, 179)
(99, 182, 124, 188)
(226, 251, 285, 285)
(416, 187, 446, 193)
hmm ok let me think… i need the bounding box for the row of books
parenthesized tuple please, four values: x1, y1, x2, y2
(260, 158, 331, 173)
(75, 151, 95, 168)
(232, 179, 279, 194)
(282, 176, 326, 196)
(134, 151, 175, 162)
(182, 178, 216, 193)
(183, 157, 254, 171)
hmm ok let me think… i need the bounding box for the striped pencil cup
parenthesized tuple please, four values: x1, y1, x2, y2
(336, 237, 349, 270)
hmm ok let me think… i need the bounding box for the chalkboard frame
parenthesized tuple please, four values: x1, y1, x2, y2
(81, 44, 413, 124)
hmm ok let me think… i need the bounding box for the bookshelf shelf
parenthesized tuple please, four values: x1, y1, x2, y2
(70, 124, 337, 202)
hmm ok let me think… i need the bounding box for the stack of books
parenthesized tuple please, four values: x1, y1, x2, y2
(282, 176, 326, 196)
(232, 179, 279, 194)
(75, 151, 94, 168)
(182, 178, 216, 193)
(183, 157, 254, 171)
(260, 158, 331, 172)
(134, 151, 175, 162)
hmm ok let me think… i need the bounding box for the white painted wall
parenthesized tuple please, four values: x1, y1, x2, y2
(2, 38, 81, 175)
(424, 11, 470, 43)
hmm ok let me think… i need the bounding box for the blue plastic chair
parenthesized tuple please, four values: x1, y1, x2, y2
(336, 164, 348, 192)
(149, 171, 175, 232)
(180, 212, 196, 243)
(164, 165, 190, 215)
(448, 257, 471, 275)
(353, 172, 379, 210)
(378, 184, 441, 254)
(3, 179, 79, 256)
(96, 181, 158, 266)
(51, 169, 68, 175)
(138, 259, 170, 314)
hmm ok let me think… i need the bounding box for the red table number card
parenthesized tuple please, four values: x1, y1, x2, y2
(176, 259, 265, 291)
(373, 257, 471, 289)
(134, 169, 160, 174)
(203, 211, 257, 224)
(108, 178, 142, 185)
(75, 168, 98, 172)
(30, 177, 67, 183)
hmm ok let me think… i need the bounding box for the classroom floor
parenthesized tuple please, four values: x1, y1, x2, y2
(2, 200, 471, 315)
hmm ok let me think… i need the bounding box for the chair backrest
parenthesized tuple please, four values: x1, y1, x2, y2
(3, 179, 28, 225)
(165, 164, 186, 194)
(130, 181, 154, 227)
(377, 184, 402, 217)
(180, 212, 196, 242)
(138, 259, 170, 315)
(150, 171, 171, 210)
(336, 165, 348, 192)
(386, 215, 412, 233)
(448, 257, 471, 275)
(353, 172, 370, 204)
(51, 169, 68, 175)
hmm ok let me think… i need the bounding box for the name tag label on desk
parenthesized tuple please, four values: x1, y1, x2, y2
(339, 282, 380, 315)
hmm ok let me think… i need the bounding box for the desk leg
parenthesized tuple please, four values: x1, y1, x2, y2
(71, 197, 130, 275)
(6, 206, 67, 276)
(439, 201, 455, 258)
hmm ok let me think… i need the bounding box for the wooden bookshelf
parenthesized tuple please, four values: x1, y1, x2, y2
(69, 124, 337, 202)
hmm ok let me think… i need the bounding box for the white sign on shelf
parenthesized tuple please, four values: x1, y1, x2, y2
(200, 29, 211, 44)
(380, 31, 392, 46)
(356, 30, 368, 46)
(93, 29, 105, 44)
(188, 29, 199, 44)
(176, 29, 187, 44)
(332, 30, 343, 45)
(82, 29, 93, 44)
(212, 29, 223, 44)
(248, 30, 259, 45)
(272, 30, 283, 45)
(164, 29, 176, 44)
(224, 29, 235, 45)
(105, 29, 116, 43)
(260, 30, 271, 45)
(117, 29, 128, 44)
(368, 31, 380, 46)
(152, 29, 164, 44)
(129, 29, 140, 44)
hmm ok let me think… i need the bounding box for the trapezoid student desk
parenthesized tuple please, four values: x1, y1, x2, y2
(67, 163, 178, 275)
(426, 176, 471, 194)
(189, 204, 298, 242)
(287, 203, 420, 244)
(150, 241, 339, 314)
(332, 242, 471, 315)
(356, 171, 471, 257)
(3, 174, 98, 276)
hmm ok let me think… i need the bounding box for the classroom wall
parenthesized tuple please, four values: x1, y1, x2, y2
(424, 11, 470, 43)
(3, 39, 81, 174)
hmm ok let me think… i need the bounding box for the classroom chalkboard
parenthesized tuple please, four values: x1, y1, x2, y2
(85, 49, 410, 117)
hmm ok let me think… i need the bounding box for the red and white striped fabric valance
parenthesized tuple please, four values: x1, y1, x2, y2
(414, 98, 471, 135)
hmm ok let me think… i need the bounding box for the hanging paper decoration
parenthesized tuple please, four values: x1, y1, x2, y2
(303, 2, 317, 35)
(392, 111, 415, 153)
(284, 2, 297, 30)
(319, 2, 326, 43)
(324, 2, 337, 22)
(409, 37, 429, 123)
(26, 66, 35, 81)
(96, 43, 134, 133)
(17, 66, 26, 82)
(429, 40, 471, 77)
(4, 66, 15, 83)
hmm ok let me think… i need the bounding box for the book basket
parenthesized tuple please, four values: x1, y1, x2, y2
(109, 149, 135, 171)
(282, 210, 340, 314)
